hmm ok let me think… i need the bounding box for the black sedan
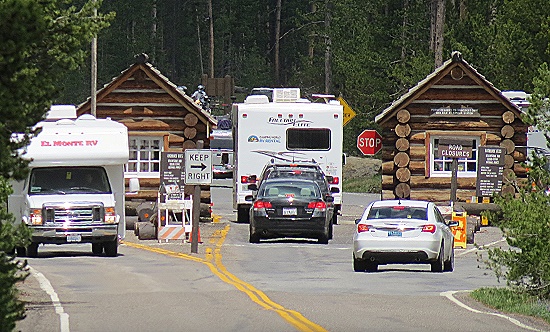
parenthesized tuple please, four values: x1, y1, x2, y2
(248, 179, 334, 244)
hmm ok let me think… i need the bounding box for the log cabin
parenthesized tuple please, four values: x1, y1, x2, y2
(375, 51, 529, 204)
(76, 54, 218, 217)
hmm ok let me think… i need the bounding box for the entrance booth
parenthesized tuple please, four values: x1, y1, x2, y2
(375, 51, 529, 206)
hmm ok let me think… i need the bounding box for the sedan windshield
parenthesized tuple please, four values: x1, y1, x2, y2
(367, 206, 427, 220)
(29, 166, 112, 195)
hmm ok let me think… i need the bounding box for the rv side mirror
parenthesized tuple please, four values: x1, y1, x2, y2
(330, 186, 340, 194)
(248, 184, 258, 191)
(129, 177, 140, 193)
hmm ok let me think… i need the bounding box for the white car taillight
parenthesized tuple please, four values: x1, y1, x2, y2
(104, 207, 117, 224)
(421, 224, 436, 233)
(357, 224, 370, 233)
(30, 209, 43, 225)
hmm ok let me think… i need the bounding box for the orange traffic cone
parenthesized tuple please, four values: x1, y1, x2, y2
(188, 228, 202, 243)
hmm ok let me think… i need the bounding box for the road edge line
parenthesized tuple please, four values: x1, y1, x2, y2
(28, 265, 70, 332)
(441, 290, 541, 331)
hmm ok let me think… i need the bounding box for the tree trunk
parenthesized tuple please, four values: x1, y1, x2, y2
(151, 0, 157, 61)
(434, 0, 445, 68)
(324, 0, 332, 94)
(208, 0, 214, 78)
(401, 0, 409, 60)
(274, 0, 282, 84)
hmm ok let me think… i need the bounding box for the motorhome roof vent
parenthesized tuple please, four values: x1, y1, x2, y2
(46, 105, 77, 120)
(273, 88, 300, 103)
(244, 95, 270, 104)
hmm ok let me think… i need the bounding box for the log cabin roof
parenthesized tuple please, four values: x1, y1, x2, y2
(375, 51, 523, 125)
(76, 53, 217, 127)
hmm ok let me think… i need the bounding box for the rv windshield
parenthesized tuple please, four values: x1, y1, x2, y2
(29, 167, 112, 195)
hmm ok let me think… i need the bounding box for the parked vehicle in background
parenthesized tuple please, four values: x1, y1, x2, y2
(210, 119, 234, 178)
(250, 160, 339, 224)
(232, 88, 343, 223)
(8, 105, 129, 257)
(353, 199, 457, 272)
(248, 178, 334, 244)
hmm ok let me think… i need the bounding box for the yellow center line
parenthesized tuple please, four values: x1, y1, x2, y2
(123, 224, 327, 332)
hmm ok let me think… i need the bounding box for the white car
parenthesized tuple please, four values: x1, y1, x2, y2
(353, 200, 458, 272)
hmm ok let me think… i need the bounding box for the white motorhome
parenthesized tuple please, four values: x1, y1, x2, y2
(232, 88, 343, 223)
(8, 106, 129, 257)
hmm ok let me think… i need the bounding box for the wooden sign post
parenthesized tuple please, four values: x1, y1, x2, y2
(436, 138, 473, 208)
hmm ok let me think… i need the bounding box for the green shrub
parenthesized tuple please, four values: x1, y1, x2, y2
(484, 154, 550, 299)
(0, 177, 30, 331)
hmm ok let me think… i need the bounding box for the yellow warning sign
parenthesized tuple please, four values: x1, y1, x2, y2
(337, 97, 356, 127)
(451, 212, 467, 249)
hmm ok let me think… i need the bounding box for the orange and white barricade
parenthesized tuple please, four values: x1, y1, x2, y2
(157, 197, 193, 242)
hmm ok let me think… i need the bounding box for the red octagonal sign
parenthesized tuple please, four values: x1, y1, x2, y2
(357, 130, 382, 155)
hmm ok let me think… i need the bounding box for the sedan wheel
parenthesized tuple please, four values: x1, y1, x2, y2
(249, 224, 260, 243)
(444, 247, 455, 272)
(353, 256, 368, 272)
(430, 243, 445, 272)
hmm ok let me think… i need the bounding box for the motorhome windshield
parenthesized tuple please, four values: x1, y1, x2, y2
(29, 166, 112, 195)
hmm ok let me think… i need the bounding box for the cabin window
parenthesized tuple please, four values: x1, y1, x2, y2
(125, 137, 162, 177)
(430, 136, 479, 177)
(287, 128, 331, 150)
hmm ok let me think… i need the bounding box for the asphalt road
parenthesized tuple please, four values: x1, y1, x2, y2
(15, 182, 550, 332)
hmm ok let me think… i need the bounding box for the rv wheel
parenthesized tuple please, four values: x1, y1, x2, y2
(104, 240, 118, 257)
(27, 243, 39, 258)
(92, 243, 104, 255)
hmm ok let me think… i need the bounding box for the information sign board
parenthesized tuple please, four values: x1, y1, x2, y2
(160, 152, 185, 200)
(476, 146, 505, 197)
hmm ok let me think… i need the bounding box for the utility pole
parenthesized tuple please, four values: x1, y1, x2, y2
(91, 1, 97, 117)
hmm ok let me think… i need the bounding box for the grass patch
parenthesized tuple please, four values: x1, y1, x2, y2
(471, 288, 550, 324)
(342, 175, 381, 193)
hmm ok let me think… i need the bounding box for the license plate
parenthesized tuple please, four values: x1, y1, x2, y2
(282, 207, 297, 216)
(67, 234, 82, 242)
(388, 230, 402, 237)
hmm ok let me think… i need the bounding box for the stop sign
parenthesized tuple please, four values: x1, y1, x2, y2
(357, 130, 382, 155)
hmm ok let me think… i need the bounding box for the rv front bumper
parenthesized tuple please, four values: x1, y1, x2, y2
(30, 224, 118, 244)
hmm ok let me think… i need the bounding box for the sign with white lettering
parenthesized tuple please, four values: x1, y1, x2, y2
(476, 146, 505, 197)
(430, 107, 480, 118)
(436, 138, 473, 159)
(160, 152, 185, 199)
(184, 149, 212, 185)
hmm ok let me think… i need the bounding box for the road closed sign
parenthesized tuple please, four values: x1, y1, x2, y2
(357, 130, 382, 155)
(184, 149, 212, 185)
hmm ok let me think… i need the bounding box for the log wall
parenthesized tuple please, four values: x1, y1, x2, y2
(379, 68, 529, 204)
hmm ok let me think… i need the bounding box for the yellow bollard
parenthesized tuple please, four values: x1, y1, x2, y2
(451, 212, 467, 249)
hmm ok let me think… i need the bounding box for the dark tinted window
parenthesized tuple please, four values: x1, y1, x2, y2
(287, 128, 330, 150)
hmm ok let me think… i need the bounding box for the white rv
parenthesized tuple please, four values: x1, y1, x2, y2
(232, 88, 343, 223)
(8, 106, 129, 257)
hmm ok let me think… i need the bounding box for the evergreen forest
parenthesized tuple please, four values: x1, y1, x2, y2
(59, 0, 550, 155)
